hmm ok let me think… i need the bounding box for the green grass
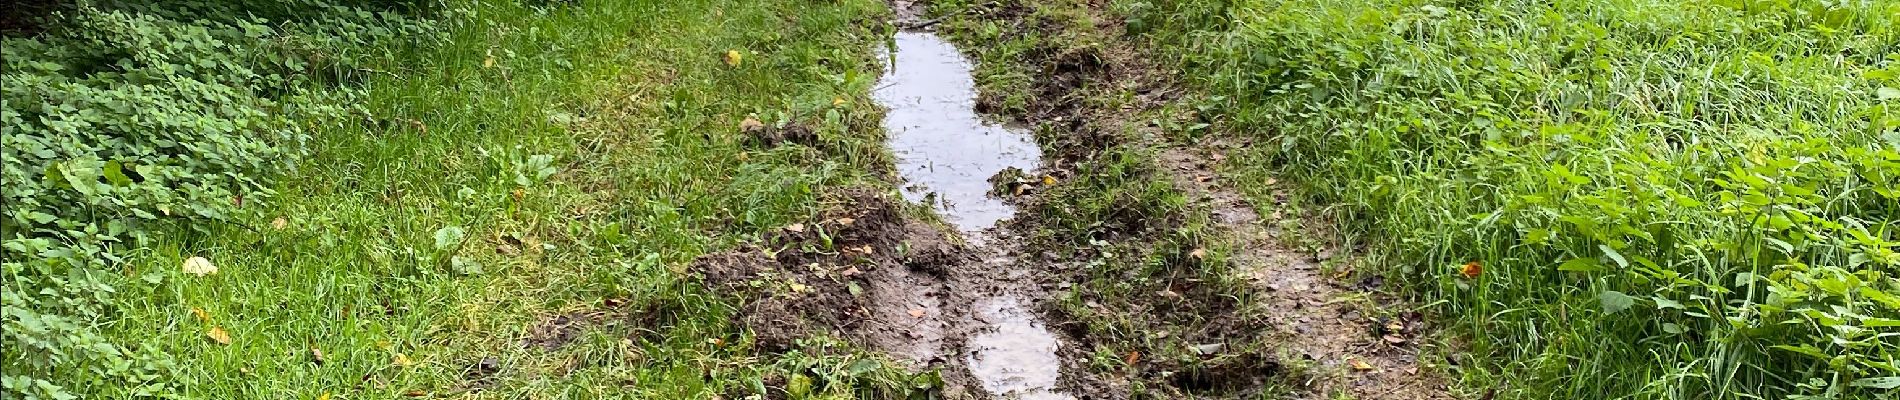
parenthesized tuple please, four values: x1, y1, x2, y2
(1112, 0, 1900, 398)
(85, 0, 935, 397)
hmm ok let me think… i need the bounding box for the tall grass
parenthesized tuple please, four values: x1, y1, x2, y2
(1124, 0, 1900, 398)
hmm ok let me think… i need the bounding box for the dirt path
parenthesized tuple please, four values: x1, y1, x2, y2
(909, 0, 1462, 398)
(690, 1, 1459, 398)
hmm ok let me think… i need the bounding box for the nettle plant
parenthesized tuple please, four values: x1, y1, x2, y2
(0, 2, 435, 398)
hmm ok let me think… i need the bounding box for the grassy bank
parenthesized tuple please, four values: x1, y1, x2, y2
(1112, 0, 1899, 398)
(6, 0, 937, 398)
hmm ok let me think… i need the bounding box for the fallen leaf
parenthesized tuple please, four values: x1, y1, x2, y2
(1124, 351, 1141, 366)
(1382, 334, 1408, 344)
(271, 217, 288, 230)
(190, 307, 210, 323)
(207, 326, 231, 345)
(310, 346, 326, 366)
(723, 50, 743, 67)
(740, 116, 765, 132)
(788, 282, 809, 293)
(511, 188, 525, 202)
(1188, 248, 1208, 260)
(240, 367, 254, 375)
(835, 217, 855, 226)
(784, 223, 805, 233)
(404, 390, 428, 397)
(1349, 358, 1374, 371)
(394, 353, 413, 367)
(1264, 178, 1278, 186)
(1384, 319, 1405, 333)
(1042, 175, 1057, 186)
(182, 256, 217, 276)
(483, 50, 496, 68)
(832, 97, 847, 106)
(1195, 175, 1213, 183)
(907, 309, 926, 318)
(318, 392, 331, 400)
(840, 267, 861, 277)
(1459, 261, 1482, 279)
(857, 245, 874, 255)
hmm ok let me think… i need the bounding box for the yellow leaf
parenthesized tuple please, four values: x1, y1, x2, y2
(318, 392, 331, 400)
(832, 97, 846, 106)
(182, 256, 217, 276)
(207, 326, 232, 345)
(724, 50, 743, 67)
(1042, 175, 1057, 186)
(394, 353, 413, 367)
(271, 216, 288, 230)
(483, 49, 495, 68)
(1349, 358, 1374, 371)
(190, 307, 210, 323)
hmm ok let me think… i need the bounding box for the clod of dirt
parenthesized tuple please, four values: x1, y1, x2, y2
(741, 118, 820, 149)
(689, 189, 967, 364)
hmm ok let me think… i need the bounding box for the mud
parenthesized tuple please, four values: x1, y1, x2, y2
(690, 189, 968, 362)
(874, 27, 1075, 400)
(1161, 148, 1454, 399)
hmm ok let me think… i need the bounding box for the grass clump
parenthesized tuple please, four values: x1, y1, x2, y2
(1120, 0, 1900, 397)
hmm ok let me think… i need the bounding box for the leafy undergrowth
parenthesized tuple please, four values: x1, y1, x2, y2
(1117, 0, 1900, 398)
(6, 0, 938, 398)
(932, 0, 1298, 397)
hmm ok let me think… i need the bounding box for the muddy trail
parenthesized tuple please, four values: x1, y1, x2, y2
(690, 0, 1458, 399)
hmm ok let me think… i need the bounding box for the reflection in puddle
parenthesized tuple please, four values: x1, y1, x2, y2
(874, 31, 1071, 399)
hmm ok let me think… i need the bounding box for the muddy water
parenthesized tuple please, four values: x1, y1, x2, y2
(875, 32, 1072, 400)
(876, 32, 1043, 237)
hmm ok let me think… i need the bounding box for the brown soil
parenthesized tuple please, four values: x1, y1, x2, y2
(691, 188, 971, 361)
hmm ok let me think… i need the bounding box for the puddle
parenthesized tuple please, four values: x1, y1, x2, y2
(966, 296, 1072, 400)
(876, 32, 1043, 237)
(874, 31, 1071, 399)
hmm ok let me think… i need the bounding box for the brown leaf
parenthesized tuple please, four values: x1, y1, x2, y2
(1382, 334, 1408, 344)
(1349, 358, 1374, 371)
(1124, 351, 1141, 366)
(310, 346, 326, 366)
(1188, 248, 1208, 260)
(404, 390, 428, 397)
(1194, 175, 1213, 183)
(206, 327, 231, 345)
(784, 223, 805, 233)
(835, 217, 855, 226)
(907, 309, 926, 318)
